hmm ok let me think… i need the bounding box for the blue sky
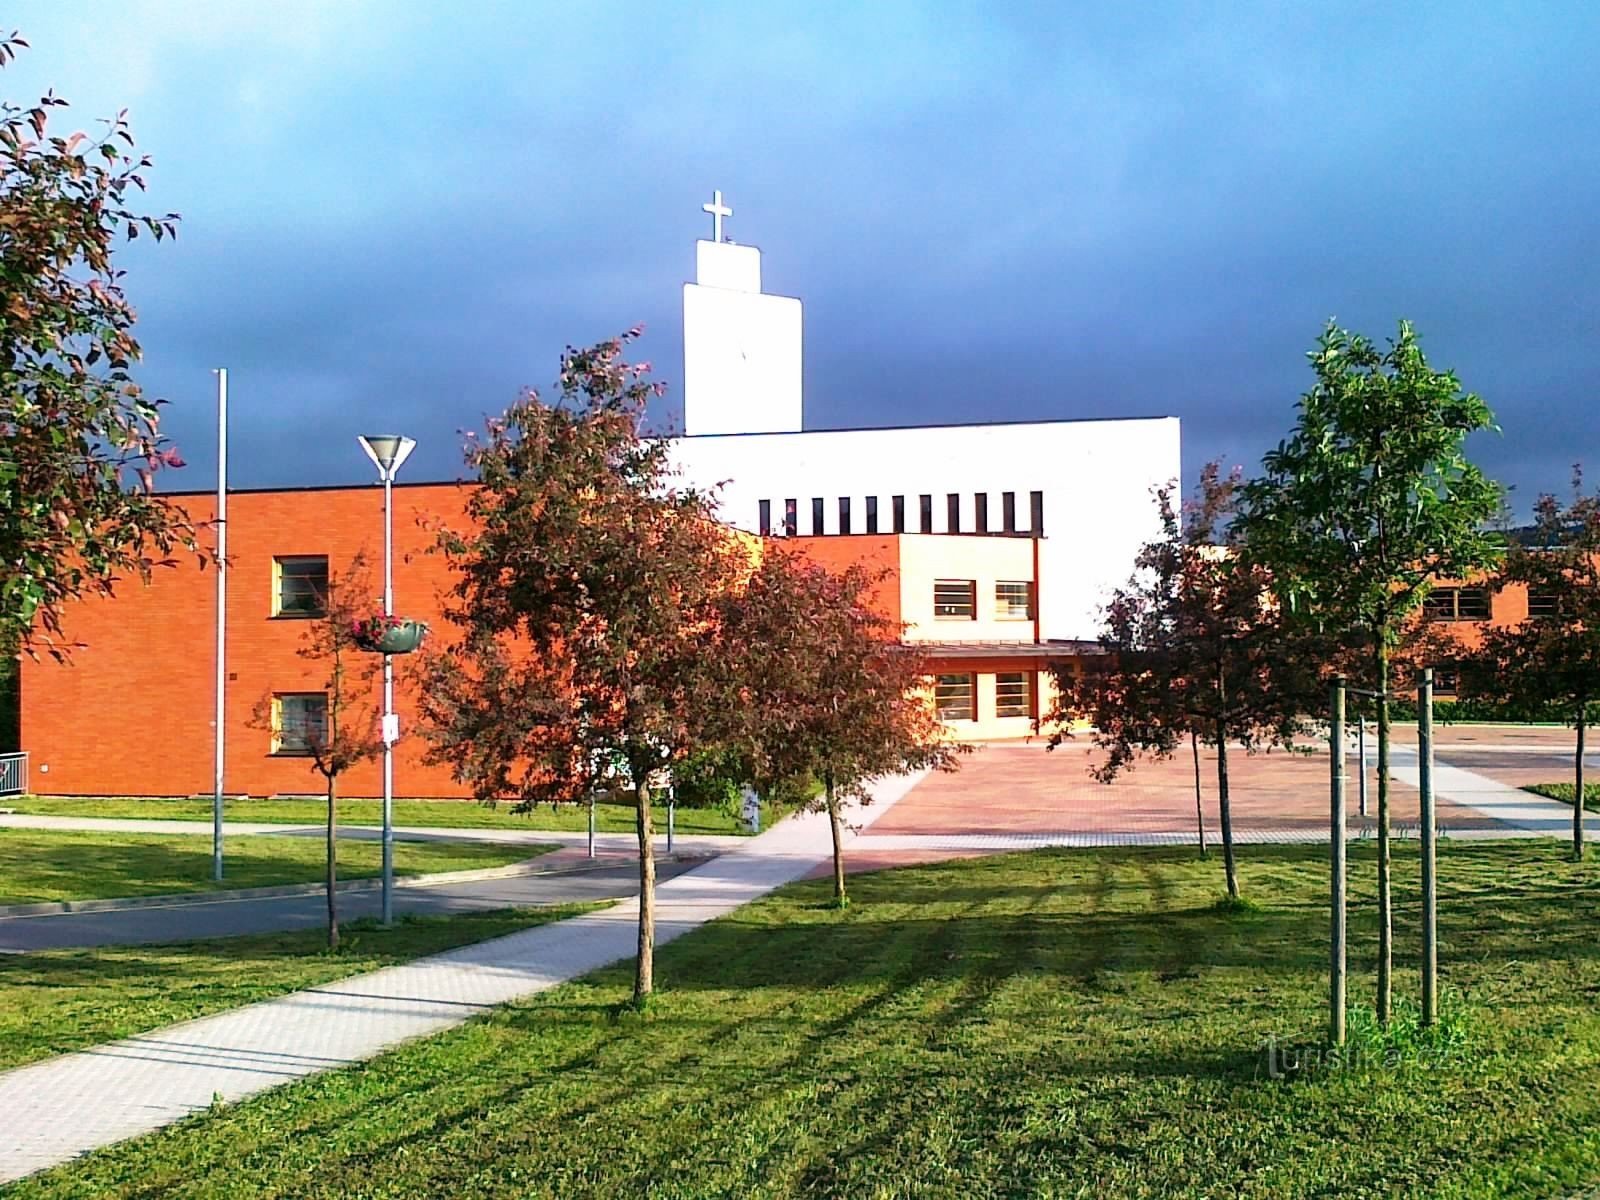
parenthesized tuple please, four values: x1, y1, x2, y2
(8, 1, 1599, 510)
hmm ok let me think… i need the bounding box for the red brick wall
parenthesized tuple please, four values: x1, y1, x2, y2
(21, 482, 474, 798)
(781, 535, 902, 627)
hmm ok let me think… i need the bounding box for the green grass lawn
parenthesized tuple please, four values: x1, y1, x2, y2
(0, 830, 554, 905)
(1527, 781, 1600, 811)
(0, 904, 603, 1073)
(17, 840, 1600, 1198)
(7, 794, 767, 834)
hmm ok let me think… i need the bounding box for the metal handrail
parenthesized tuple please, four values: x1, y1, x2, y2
(0, 751, 28, 797)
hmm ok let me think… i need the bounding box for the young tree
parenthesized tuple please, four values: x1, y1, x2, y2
(250, 555, 383, 949)
(1, 34, 197, 661)
(708, 546, 963, 906)
(1044, 464, 1321, 899)
(1465, 468, 1600, 860)
(420, 331, 747, 1004)
(1239, 320, 1502, 1024)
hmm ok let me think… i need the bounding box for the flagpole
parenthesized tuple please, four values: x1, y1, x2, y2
(212, 367, 227, 881)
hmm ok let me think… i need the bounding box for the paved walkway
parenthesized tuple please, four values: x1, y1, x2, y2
(0, 771, 926, 1185)
(0, 811, 744, 855)
(0, 854, 703, 953)
(1388, 743, 1600, 836)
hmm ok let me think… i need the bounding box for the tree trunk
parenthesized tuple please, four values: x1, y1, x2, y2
(325, 773, 339, 951)
(633, 778, 655, 1004)
(826, 770, 848, 907)
(1215, 719, 1239, 899)
(1375, 636, 1392, 1027)
(1191, 730, 1208, 858)
(1575, 711, 1587, 862)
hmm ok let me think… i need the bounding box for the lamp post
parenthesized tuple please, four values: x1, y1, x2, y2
(358, 433, 416, 926)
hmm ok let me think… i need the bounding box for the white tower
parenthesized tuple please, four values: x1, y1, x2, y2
(682, 190, 803, 435)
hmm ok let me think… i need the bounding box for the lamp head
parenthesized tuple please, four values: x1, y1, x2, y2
(358, 434, 416, 477)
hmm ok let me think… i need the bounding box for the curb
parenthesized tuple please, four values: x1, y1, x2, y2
(0, 850, 716, 920)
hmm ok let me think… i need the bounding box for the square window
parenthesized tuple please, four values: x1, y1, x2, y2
(273, 693, 328, 756)
(935, 673, 975, 721)
(995, 671, 1032, 718)
(995, 581, 1034, 620)
(934, 579, 976, 619)
(1456, 588, 1490, 619)
(1528, 591, 1559, 618)
(1425, 587, 1490, 621)
(274, 556, 329, 617)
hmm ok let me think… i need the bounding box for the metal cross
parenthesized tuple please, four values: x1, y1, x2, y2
(702, 189, 732, 242)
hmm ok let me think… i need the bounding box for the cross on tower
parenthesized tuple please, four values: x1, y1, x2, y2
(702, 189, 732, 242)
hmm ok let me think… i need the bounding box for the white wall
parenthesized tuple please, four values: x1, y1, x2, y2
(668, 416, 1181, 641)
(682, 240, 802, 436)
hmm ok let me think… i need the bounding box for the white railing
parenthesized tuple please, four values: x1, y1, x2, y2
(0, 752, 27, 797)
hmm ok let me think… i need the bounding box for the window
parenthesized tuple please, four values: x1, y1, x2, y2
(1030, 490, 1045, 534)
(947, 493, 961, 533)
(1528, 591, 1560, 618)
(865, 496, 879, 534)
(995, 581, 1034, 620)
(995, 672, 1032, 718)
(934, 579, 976, 619)
(273, 693, 327, 756)
(892, 495, 906, 533)
(1002, 491, 1017, 534)
(935, 673, 976, 721)
(974, 493, 989, 533)
(811, 497, 825, 536)
(1432, 666, 1460, 695)
(274, 556, 328, 617)
(783, 499, 797, 537)
(919, 494, 933, 533)
(1424, 587, 1491, 621)
(758, 499, 772, 536)
(838, 496, 852, 535)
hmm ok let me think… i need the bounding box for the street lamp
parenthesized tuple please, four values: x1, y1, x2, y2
(358, 433, 416, 926)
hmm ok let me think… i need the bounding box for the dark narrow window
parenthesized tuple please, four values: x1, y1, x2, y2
(783, 498, 797, 537)
(893, 495, 906, 533)
(919, 494, 933, 533)
(1029, 490, 1045, 534)
(811, 497, 825, 535)
(838, 496, 852, 535)
(974, 493, 989, 533)
(758, 499, 772, 536)
(865, 496, 879, 533)
(1002, 491, 1017, 533)
(947, 493, 961, 533)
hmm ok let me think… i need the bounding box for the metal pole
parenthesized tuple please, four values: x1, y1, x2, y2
(587, 794, 596, 859)
(1419, 667, 1438, 1027)
(212, 368, 227, 882)
(1357, 718, 1368, 819)
(667, 788, 675, 855)
(381, 468, 395, 926)
(1330, 675, 1347, 1047)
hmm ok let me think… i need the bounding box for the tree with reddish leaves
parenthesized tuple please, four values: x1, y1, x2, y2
(250, 554, 384, 949)
(1464, 468, 1600, 861)
(419, 331, 748, 1005)
(1, 33, 197, 661)
(708, 546, 964, 907)
(1043, 464, 1323, 900)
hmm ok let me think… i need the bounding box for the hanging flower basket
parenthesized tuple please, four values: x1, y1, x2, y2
(351, 614, 429, 655)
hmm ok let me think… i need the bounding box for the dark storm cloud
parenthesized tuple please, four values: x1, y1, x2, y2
(7, 1, 1598, 511)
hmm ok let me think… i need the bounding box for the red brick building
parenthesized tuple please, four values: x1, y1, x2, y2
(22, 481, 1080, 798)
